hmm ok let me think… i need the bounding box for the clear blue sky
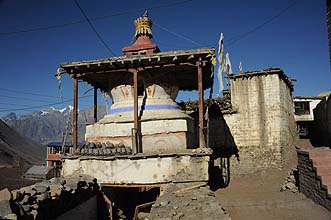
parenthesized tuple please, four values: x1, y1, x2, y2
(0, 0, 330, 116)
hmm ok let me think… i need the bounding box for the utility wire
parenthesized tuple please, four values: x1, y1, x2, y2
(225, 0, 299, 47)
(153, 21, 202, 47)
(0, 95, 93, 113)
(0, 102, 36, 108)
(74, 0, 117, 56)
(0, 94, 56, 103)
(0, 0, 193, 36)
(0, 88, 62, 99)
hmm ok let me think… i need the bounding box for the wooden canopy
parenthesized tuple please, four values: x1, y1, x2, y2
(61, 48, 215, 91)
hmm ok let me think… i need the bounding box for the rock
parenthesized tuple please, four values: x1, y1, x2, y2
(33, 182, 49, 193)
(290, 186, 299, 193)
(0, 200, 12, 218)
(22, 204, 30, 212)
(31, 204, 39, 210)
(36, 192, 49, 202)
(3, 213, 17, 220)
(19, 186, 34, 195)
(285, 182, 296, 191)
(0, 188, 12, 201)
(288, 175, 295, 182)
(21, 194, 30, 204)
(31, 210, 38, 219)
(137, 212, 149, 220)
(49, 185, 62, 197)
(10, 202, 24, 217)
(11, 190, 23, 202)
(88, 148, 93, 155)
(81, 148, 87, 155)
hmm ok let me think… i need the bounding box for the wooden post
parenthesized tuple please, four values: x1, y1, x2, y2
(197, 61, 205, 148)
(131, 69, 139, 154)
(94, 87, 97, 123)
(73, 77, 78, 152)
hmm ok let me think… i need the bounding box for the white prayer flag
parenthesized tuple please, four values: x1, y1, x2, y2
(217, 33, 224, 93)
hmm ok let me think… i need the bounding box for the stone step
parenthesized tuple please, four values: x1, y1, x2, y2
(316, 167, 331, 176)
(312, 159, 331, 167)
(326, 184, 331, 196)
(321, 175, 331, 185)
(309, 150, 331, 159)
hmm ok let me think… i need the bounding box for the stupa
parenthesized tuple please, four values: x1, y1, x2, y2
(85, 11, 195, 153)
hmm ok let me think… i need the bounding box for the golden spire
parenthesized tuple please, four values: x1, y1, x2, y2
(134, 10, 153, 38)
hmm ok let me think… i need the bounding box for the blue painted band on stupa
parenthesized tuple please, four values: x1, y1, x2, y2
(109, 104, 179, 115)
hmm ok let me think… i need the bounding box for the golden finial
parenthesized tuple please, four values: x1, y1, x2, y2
(134, 10, 153, 38)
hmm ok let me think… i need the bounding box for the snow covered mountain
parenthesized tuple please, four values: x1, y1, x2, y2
(2, 105, 106, 145)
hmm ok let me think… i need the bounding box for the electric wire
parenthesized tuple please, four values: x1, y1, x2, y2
(225, 0, 299, 47)
(0, 95, 93, 113)
(0, 94, 57, 103)
(153, 21, 202, 47)
(73, 0, 117, 56)
(0, 0, 193, 36)
(0, 88, 62, 99)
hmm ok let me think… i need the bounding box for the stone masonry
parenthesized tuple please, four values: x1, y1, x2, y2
(210, 68, 296, 174)
(297, 148, 331, 211)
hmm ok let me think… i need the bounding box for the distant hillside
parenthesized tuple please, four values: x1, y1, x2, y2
(2, 105, 107, 145)
(0, 119, 45, 165)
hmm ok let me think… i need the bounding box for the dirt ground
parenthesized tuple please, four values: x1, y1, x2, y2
(215, 161, 331, 220)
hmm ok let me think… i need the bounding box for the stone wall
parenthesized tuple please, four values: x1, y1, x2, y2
(297, 149, 331, 211)
(210, 69, 296, 174)
(312, 95, 331, 147)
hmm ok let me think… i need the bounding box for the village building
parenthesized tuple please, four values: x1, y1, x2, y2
(46, 141, 78, 168)
(293, 96, 324, 138)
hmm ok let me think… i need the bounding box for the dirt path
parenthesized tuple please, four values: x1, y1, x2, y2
(215, 168, 331, 220)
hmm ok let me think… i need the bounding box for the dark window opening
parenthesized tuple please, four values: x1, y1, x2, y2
(294, 101, 310, 115)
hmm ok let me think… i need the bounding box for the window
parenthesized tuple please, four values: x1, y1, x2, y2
(294, 101, 310, 115)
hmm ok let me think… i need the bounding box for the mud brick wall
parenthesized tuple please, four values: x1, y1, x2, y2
(210, 70, 296, 174)
(297, 150, 331, 211)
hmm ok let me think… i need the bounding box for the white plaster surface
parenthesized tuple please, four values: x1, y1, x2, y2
(86, 119, 194, 137)
(62, 155, 210, 184)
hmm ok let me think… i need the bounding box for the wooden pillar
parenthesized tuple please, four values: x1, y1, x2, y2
(73, 77, 78, 152)
(197, 62, 206, 148)
(93, 87, 97, 123)
(131, 69, 139, 154)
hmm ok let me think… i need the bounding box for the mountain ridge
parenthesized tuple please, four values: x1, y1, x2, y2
(2, 105, 107, 145)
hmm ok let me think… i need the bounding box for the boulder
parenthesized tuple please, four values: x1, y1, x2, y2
(11, 190, 23, 202)
(19, 186, 34, 195)
(33, 182, 49, 194)
(21, 194, 30, 204)
(22, 204, 31, 213)
(49, 185, 62, 197)
(31, 210, 38, 219)
(3, 213, 17, 220)
(285, 182, 296, 191)
(0, 188, 12, 201)
(0, 200, 12, 218)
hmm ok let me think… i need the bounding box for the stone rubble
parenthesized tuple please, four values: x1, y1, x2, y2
(0, 176, 102, 220)
(148, 182, 232, 220)
(178, 96, 233, 115)
(280, 168, 299, 193)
